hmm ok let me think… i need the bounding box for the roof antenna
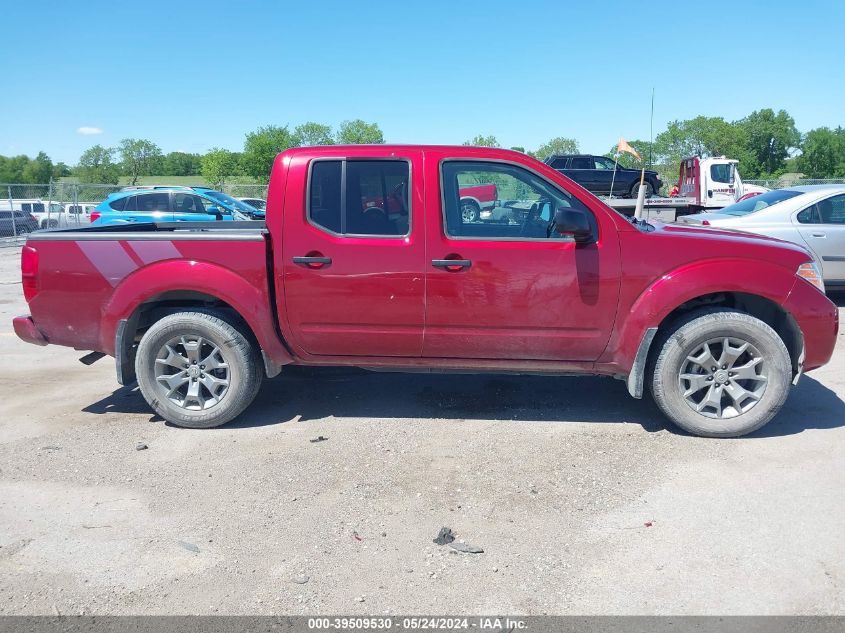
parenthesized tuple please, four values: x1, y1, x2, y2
(649, 87, 655, 170)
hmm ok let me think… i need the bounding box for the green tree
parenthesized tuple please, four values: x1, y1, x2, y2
(161, 151, 202, 176)
(336, 119, 385, 144)
(201, 148, 239, 188)
(795, 127, 845, 178)
(462, 134, 500, 148)
(736, 109, 800, 177)
(18, 152, 53, 183)
(294, 122, 334, 146)
(242, 125, 297, 182)
(0, 153, 55, 183)
(52, 162, 71, 179)
(118, 138, 162, 185)
(74, 145, 121, 184)
(534, 137, 578, 160)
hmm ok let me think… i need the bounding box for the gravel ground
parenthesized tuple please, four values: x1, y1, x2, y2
(0, 244, 843, 615)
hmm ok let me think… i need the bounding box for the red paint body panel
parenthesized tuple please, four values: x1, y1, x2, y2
(13, 145, 838, 389)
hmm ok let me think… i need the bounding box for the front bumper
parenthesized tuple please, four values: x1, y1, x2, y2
(783, 280, 839, 372)
(12, 315, 47, 346)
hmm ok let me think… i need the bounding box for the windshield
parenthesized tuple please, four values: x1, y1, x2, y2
(719, 189, 804, 216)
(201, 190, 262, 215)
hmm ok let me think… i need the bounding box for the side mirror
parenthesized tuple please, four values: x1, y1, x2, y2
(207, 205, 224, 220)
(554, 208, 592, 242)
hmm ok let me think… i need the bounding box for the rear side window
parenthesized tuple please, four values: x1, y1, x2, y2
(549, 157, 568, 169)
(569, 157, 592, 169)
(136, 192, 170, 212)
(308, 159, 410, 237)
(797, 206, 820, 224)
(110, 196, 128, 211)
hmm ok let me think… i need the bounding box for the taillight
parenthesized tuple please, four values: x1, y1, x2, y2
(701, 220, 710, 225)
(21, 245, 39, 302)
(90, 211, 101, 223)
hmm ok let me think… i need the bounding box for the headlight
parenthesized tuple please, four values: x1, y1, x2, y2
(796, 261, 825, 293)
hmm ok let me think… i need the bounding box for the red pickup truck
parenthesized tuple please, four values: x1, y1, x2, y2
(13, 146, 838, 437)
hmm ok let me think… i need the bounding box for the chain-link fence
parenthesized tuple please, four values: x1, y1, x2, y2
(746, 177, 845, 189)
(0, 182, 271, 242)
(222, 183, 268, 199)
(1, 183, 123, 242)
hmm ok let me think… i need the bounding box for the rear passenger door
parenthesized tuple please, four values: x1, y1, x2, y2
(281, 153, 426, 357)
(796, 193, 845, 283)
(591, 156, 617, 195)
(565, 156, 595, 190)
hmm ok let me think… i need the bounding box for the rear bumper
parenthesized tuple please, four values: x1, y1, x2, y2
(783, 280, 839, 372)
(12, 315, 48, 346)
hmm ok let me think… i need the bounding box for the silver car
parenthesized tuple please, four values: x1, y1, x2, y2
(678, 185, 845, 287)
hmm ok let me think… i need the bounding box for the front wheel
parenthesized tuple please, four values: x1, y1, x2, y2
(650, 309, 792, 437)
(135, 311, 263, 428)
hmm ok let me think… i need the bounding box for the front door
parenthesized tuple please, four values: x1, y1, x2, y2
(423, 157, 621, 361)
(281, 153, 426, 357)
(592, 156, 618, 195)
(796, 193, 845, 283)
(173, 192, 222, 222)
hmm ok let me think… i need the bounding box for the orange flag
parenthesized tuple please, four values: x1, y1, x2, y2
(617, 137, 641, 161)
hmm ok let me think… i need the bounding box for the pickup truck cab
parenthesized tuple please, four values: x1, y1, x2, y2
(14, 146, 838, 437)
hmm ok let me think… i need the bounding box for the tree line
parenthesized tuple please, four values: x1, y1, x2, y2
(2, 109, 843, 188)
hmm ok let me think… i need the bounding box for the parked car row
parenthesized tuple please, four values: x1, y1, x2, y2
(680, 185, 845, 287)
(90, 187, 264, 225)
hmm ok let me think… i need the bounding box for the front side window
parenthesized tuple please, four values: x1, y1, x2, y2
(441, 161, 592, 240)
(710, 163, 735, 184)
(593, 157, 616, 170)
(308, 159, 410, 237)
(173, 193, 208, 214)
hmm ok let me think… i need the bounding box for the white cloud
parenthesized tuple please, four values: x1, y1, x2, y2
(77, 126, 104, 135)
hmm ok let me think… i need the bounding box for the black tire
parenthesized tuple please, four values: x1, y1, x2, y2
(460, 200, 480, 223)
(628, 181, 655, 198)
(135, 311, 263, 429)
(650, 309, 792, 438)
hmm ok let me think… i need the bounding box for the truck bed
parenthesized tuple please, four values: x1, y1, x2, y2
(24, 221, 273, 357)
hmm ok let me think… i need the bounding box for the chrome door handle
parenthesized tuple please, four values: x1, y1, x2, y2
(293, 255, 332, 268)
(432, 259, 472, 270)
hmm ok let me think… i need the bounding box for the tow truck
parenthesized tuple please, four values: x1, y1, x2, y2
(601, 156, 768, 222)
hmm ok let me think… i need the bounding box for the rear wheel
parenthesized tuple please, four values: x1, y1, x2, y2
(461, 200, 480, 223)
(628, 181, 655, 198)
(650, 309, 791, 437)
(135, 311, 263, 428)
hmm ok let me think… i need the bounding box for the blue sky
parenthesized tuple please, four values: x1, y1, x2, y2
(2, 0, 843, 164)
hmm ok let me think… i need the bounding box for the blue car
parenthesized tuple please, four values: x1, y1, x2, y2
(91, 186, 264, 226)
